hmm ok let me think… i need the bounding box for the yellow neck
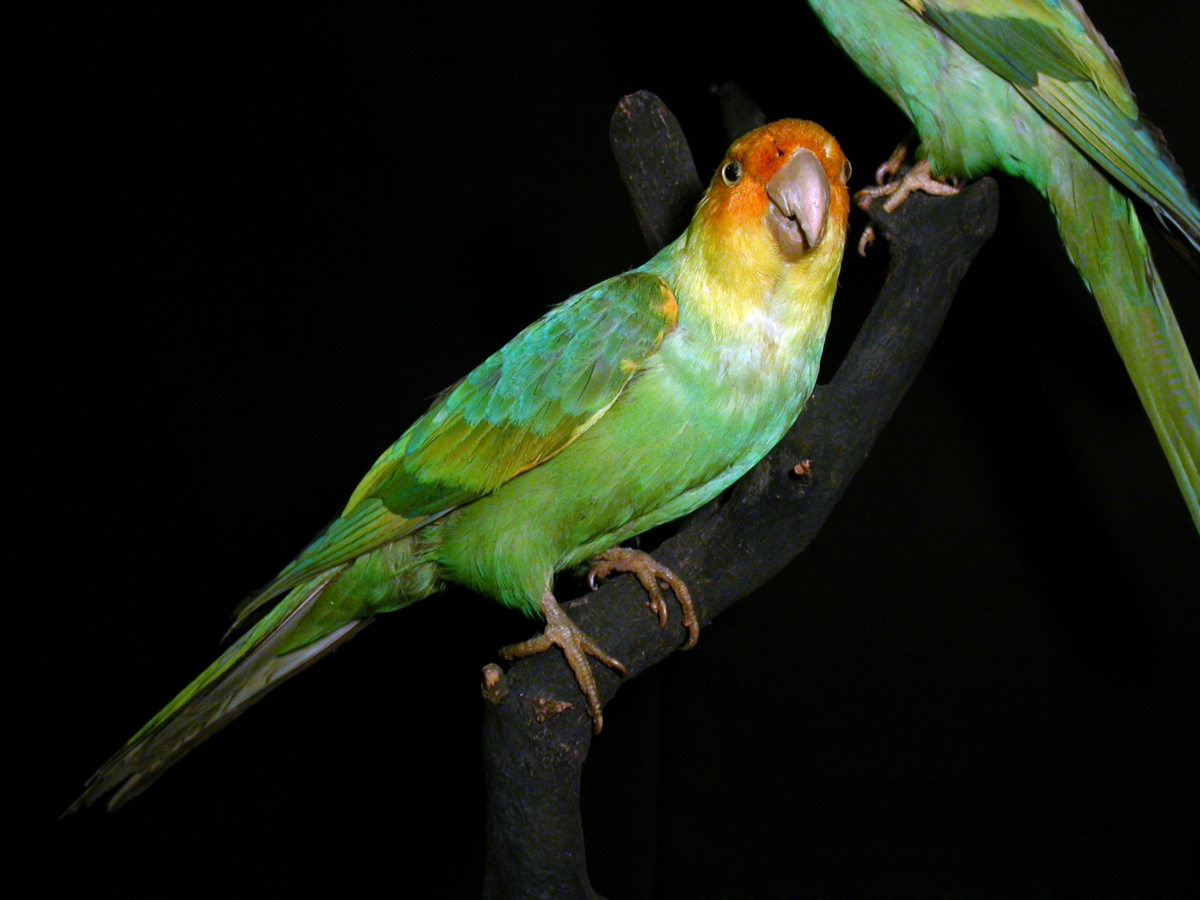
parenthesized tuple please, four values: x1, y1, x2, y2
(664, 211, 845, 350)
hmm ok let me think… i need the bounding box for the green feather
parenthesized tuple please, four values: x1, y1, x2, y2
(809, 0, 1200, 530)
(930, 12, 1091, 87)
(231, 272, 678, 629)
(68, 120, 850, 809)
(376, 272, 677, 513)
(918, 2, 1200, 241)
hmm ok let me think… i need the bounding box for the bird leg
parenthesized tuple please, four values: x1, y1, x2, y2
(587, 547, 700, 650)
(501, 590, 626, 733)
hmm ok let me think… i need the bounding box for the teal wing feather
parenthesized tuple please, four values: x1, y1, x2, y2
(71, 272, 680, 809)
(362, 271, 678, 516)
(914, 0, 1200, 248)
(233, 271, 679, 627)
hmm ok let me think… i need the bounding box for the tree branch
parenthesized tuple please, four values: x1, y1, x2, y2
(481, 90, 999, 900)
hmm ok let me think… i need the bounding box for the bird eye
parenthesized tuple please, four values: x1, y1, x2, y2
(721, 160, 742, 186)
(842, 159, 852, 182)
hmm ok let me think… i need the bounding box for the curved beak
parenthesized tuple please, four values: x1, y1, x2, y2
(766, 148, 830, 258)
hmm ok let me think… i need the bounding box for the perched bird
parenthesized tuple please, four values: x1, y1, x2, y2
(67, 119, 851, 811)
(807, 0, 1200, 530)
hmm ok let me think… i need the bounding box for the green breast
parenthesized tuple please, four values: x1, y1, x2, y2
(430, 311, 824, 613)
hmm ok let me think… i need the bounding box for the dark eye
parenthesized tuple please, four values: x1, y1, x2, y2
(721, 160, 742, 186)
(842, 159, 852, 182)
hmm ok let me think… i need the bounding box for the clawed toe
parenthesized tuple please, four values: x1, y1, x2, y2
(502, 549, 701, 733)
(874, 141, 909, 186)
(854, 157, 962, 254)
(501, 591, 626, 733)
(858, 158, 961, 213)
(587, 547, 700, 650)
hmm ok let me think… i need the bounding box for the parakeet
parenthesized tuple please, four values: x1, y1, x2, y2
(67, 118, 851, 811)
(807, 0, 1200, 530)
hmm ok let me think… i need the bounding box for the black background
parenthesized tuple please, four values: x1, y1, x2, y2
(28, 2, 1197, 896)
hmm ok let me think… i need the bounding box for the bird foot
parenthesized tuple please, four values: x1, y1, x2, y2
(588, 547, 700, 650)
(855, 158, 961, 213)
(855, 142, 908, 255)
(501, 591, 626, 733)
(854, 157, 962, 256)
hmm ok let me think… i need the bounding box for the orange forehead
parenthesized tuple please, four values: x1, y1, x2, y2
(721, 119, 847, 188)
(699, 119, 850, 238)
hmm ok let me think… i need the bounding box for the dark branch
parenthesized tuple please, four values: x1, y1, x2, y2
(607, 91, 702, 251)
(711, 81, 768, 144)
(482, 90, 999, 900)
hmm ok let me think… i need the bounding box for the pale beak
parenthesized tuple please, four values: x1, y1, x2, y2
(766, 148, 830, 258)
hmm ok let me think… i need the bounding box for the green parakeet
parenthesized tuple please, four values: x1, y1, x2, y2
(67, 119, 852, 811)
(807, 0, 1200, 530)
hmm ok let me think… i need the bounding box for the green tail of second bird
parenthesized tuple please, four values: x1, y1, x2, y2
(1049, 150, 1200, 528)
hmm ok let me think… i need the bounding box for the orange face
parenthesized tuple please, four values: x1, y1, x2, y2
(700, 119, 851, 260)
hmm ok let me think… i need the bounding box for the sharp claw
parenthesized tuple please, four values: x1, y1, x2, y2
(587, 548, 700, 649)
(857, 225, 876, 256)
(874, 142, 908, 186)
(515, 548, 702, 731)
(854, 183, 888, 211)
(855, 159, 960, 215)
(639, 575, 669, 627)
(649, 591, 669, 628)
(500, 591, 625, 733)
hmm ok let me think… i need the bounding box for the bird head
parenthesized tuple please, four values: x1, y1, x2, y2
(692, 119, 851, 270)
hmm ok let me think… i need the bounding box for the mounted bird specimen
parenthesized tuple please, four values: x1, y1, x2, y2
(67, 118, 852, 811)
(808, 0, 1199, 530)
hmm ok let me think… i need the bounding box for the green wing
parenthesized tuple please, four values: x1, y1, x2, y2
(910, 0, 1200, 247)
(233, 271, 679, 625)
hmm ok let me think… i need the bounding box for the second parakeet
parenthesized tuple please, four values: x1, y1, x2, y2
(68, 118, 852, 811)
(808, 0, 1200, 530)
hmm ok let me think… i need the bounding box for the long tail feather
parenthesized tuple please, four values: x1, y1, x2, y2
(66, 567, 366, 813)
(1049, 151, 1200, 531)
